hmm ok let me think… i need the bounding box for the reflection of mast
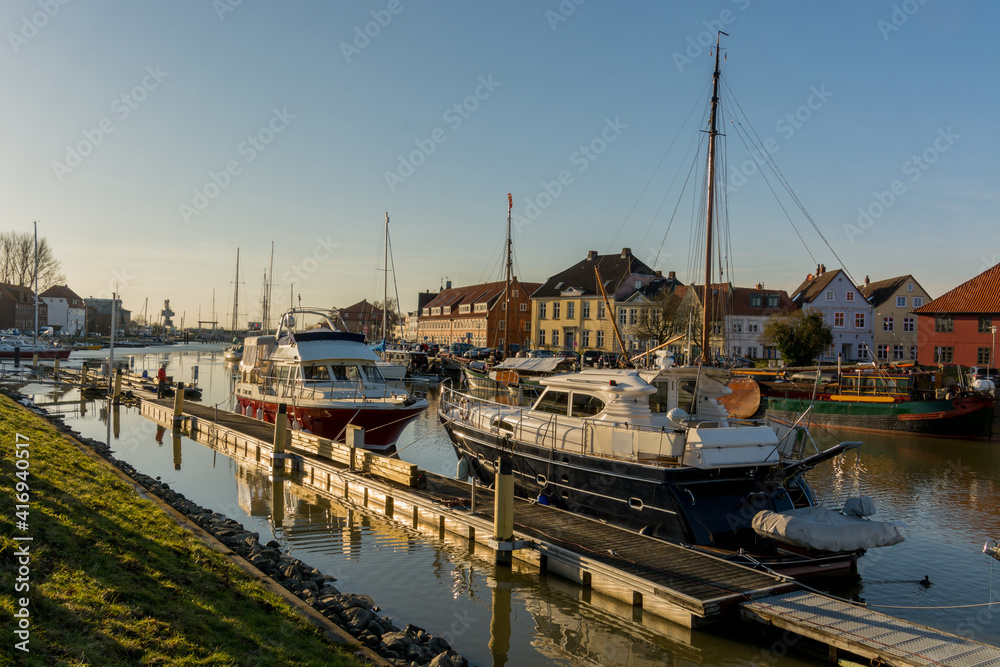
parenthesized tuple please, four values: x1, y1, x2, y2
(488, 566, 513, 667)
(701, 31, 726, 364)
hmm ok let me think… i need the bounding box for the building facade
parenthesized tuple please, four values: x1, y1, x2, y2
(338, 300, 399, 341)
(0, 284, 47, 332)
(790, 265, 873, 363)
(914, 263, 1000, 367)
(40, 285, 86, 336)
(416, 278, 539, 349)
(859, 274, 932, 363)
(83, 298, 129, 335)
(723, 284, 799, 360)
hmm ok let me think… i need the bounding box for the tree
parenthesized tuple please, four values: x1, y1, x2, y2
(0, 231, 65, 290)
(629, 290, 684, 344)
(762, 311, 833, 366)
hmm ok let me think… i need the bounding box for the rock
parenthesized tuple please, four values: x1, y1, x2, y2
(429, 650, 467, 667)
(381, 631, 414, 653)
(426, 635, 451, 654)
(340, 606, 374, 633)
(405, 643, 434, 663)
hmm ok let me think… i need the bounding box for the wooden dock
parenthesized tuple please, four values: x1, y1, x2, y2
(741, 591, 1000, 666)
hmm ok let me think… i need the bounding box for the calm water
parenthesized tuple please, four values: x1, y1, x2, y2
(19, 345, 1000, 665)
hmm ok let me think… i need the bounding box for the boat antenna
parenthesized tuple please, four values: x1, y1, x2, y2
(701, 30, 726, 365)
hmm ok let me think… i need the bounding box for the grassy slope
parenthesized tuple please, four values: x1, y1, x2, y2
(0, 395, 363, 666)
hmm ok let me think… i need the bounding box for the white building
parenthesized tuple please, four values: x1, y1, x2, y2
(791, 265, 874, 362)
(39, 285, 86, 336)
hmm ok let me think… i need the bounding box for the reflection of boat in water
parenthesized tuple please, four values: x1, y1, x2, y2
(235, 308, 428, 452)
(733, 365, 996, 437)
(441, 363, 905, 577)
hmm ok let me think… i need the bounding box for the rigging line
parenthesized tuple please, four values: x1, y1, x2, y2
(607, 78, 713, 253)
(649, 144, 701, 269)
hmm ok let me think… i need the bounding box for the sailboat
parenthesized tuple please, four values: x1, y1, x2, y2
(223, 249, 243, 361)
(439, 35, 904, 577)
(373, 212, 407, 381)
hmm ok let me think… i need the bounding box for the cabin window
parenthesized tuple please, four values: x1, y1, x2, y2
(302, 364, 330, 381)
(360, 364, 384, 382)
(331, 364, 361, 382)
(571, 393, 605, 417)
(534, 390, 569, 416)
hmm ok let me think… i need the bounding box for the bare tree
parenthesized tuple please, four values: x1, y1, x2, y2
(0, 231, 66, 290)
(629, 290, 685, 344)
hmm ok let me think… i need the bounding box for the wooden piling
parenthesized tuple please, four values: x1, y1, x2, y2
(273, 404, 288, 474)
(347, 425, 364, 472)
(494, 455, 514, 565)
(172, 382, 185, 427)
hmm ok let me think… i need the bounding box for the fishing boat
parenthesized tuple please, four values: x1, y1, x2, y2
(733, 365, 996, 437)
(235, 308, 427, 452)
(0, 335, 72, 360)
(440, 36, 906, 576)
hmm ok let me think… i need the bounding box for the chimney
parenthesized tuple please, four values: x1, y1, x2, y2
(756, 282, 764, 291)
(820, 264, 826, 275)
(864, 275, 870, 288)
(621, 247, 631, 258)
(587, 250, 597, 260)
(668, 270, 676, 280)
(816, 264, 822, 276)
(806, 273, 814, 282)
(654, 270, 662, 278)
(446, 280, 452, 290)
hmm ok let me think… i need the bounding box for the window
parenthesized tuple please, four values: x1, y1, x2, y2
(846, 291, 854, 302)
(618, 309, 627, 326)
(581, 330, 590, 347)
(747, 346, 758, 358)
(597, 301, 605, 319)
(978, 348, 991, 365)
(909, 345, 917, 359)
(855, 313, 866, 329)
(475, 303, 487, 313)
(628, 308, 637, 325)
(857, 344, 867, 359)
(903, 316, 914, 332)
(766, 295, 779, 308)
(912, 297, 923, 308)
(551, 330, 559, 346)
(750, 295, 762, 307)
(935, 316, 953, 333)
(979, 316, 993, 333)
(893, 345, 904, 360)
(582, 301, 590, 318)
(567, 302, 575, 319)
(934, 346, 954, 363)
(535, 390, 569, 416)
(883, 316, 893, 332)
(595, 330, 604, 348)
(747, 320, 759, 333)
(711, 321, 723, 335)
(877, 345, 888, 360)
(459, 304, 471, 314)
(431, 307, 441, 315)
(834, 312, 844, 328)
(538, 330, 545, 346)
(552, 302, 561, 319)
(571, 393, 606, 418)
(513, 290, 519, 297)
(907, 283, 913, 292)
(524, 321, 531, 332)
(732, 320, 743, 333)
(499, 320, 505, 330)
(519, 303, 526, 311)
(825, 290, 834, 301)
(539, 303, 547, 319)
(896, 296, 906, 308)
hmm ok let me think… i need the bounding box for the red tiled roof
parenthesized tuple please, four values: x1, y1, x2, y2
(422, 279, 541, 317)
(913, 264, 1000, 314)
(790, 269, 841, 305)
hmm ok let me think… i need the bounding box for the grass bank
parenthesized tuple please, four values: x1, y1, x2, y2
(0, 394, 365, 666)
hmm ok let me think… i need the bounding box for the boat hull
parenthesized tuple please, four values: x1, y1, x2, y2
(763, 395, 995, 438)
(441, 412, 858, 576)
(237, 397, 425, 451)
(0, 348, 71, 360)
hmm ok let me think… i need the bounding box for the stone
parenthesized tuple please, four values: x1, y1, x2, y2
(426, 635, 450, 654)
(428, 650, 467, 667)
(380, 631, 413, 653)
(340, 606, 374, 633)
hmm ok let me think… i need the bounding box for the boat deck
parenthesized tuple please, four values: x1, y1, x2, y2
(741, 591, 1000, 666)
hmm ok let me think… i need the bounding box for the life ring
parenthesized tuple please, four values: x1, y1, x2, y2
(458, 398, 471, 420)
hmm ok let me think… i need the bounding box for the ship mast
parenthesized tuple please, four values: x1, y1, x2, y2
(503, 194, 513, 357)
(231, 248, 240, 337)
(382, 212, 389, 345)
(701, 31, 726, 365)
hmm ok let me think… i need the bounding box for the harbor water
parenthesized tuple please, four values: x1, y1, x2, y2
(17, 345, 1000, 665)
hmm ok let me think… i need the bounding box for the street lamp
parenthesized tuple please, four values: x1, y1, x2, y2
(991, 325, 997, 381)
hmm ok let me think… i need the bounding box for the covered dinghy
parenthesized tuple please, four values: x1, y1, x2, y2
(752, 497, 905, 552)
(986, 539, 1000, 562)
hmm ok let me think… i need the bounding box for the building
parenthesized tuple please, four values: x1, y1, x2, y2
(531, 248, 658, 353)
(416, 278, 539, 349)
(0, 283, 47, 332)
(338, 300, 398, 341)
(790, 265, 873, 363)
(858, 274, 932, 363)
(40, 285, 86, 336)
(913, 263, 1000, 367)
(83, 298, 130, 336)
(723, 284, 799, 360)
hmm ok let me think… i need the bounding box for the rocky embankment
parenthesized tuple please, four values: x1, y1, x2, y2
(3, 386, 470, 667)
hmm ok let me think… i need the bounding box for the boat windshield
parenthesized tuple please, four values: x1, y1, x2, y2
(302, 364, 330, 381)
(328, 363, 385, 384)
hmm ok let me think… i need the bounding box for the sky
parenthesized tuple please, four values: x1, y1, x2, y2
(1, 1, 997, 329)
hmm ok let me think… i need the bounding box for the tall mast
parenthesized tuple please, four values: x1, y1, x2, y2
(382, 212, 389, 344)
(231, 247, 240, 336)
(264, 241, 274, 332)
(701, 31, 726, 365)
(33, 221, 38, 346)
(504, 193, 513, 357)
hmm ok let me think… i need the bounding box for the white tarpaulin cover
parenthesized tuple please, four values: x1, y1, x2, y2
(752, 505, 905, 552)
(495, 357, 565, 373)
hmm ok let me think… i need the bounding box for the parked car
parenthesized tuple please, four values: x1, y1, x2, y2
(552, 350, 580, 365)
(463, 347, 493, 360)
(582, 351, 624, 367)
(718, 355, 755, 368)
(449, 342, 475, 356)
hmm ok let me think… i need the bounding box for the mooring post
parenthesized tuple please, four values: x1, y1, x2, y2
(273, 403, 288, 475)
(347, 425, 364, 472)
(471, 478, 477, 513)
(172, 382, 185, 428)
(32, 353, 38, 370)
(493, 455, 515, 566)
(113, 368, 122, 404)
(53, 357, 60, 377)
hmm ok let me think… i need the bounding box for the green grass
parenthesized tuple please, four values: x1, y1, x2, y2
(0, 395, 365, 666)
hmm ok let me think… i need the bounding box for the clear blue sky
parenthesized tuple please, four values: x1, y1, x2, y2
(1, 1, 996, 328)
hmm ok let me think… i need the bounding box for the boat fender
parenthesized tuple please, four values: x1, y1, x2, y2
(416, 474, 427, 490)
(456, 457, 471, 480)
(459, 398, 470, 420)
(537, 493, 549, 506)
